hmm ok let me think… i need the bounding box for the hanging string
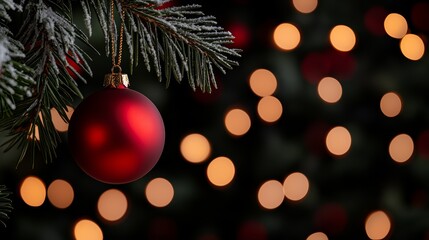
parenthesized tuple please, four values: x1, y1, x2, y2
(110, 0, 125, 73)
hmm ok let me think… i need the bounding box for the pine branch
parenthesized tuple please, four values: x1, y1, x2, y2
(0, 185, 12, 227)
(82, 0, 240, 92)
(0, 0, 93, 165)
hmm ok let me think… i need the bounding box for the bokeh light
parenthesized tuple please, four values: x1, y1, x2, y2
(283, 172, 309, 201)
(273, 23, 301, 50)
(380, 92, 402, 117)
(257, 96, 283, 123)
(411, 2, 429, 32)
(307, 232, 329, 240)
(249, 68, 277, 97)
(180, 133, 211, 163)
(237, 220, 268, 240)
(51, 106, 74, 132)
(20, 176, 46, 207)
(326, 126, 352, 156)
(384, 13, 408, 39)
(146, 177, 174, 207)
(400, 34, 425, 61)
(206, 156, 235, 187)
(329, 25, 356, 52)
(292, 0, 318, 14)
(47, 179, 74, 209)
(389, 133, 414, 163)
(97, 189, 128, 222)
(317, 77, 342, 103)
(364, 6, 388, 36)
(74, 219, 103, 240)
(365, 210, 391, 240)
(224, 108, 251, 136)
(257, 180, 284, 210)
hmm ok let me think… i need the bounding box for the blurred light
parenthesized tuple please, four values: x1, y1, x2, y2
(97, 189, 128, 222)
(317, 77, 342, 103)
(307, 232, 329, 240)
(257, 180, 284, 210)
(20, 176, 46, 207)
(364, 6, 389, 36)
(146, 177, 174, 207)
(237, 220, 268, 240)
(283, 172, 309, 201)
(329, 25, 356, 52)
(384, 13, 408, 39)
(292, 0, 318, 14)
(411, 2, 429, 32)
(314, 203, 348, 236)
(365, 210, 391, 240)
(417, 130, 429, 158)
(257, 96, 283, 123)
(380, 92, 402, 117)
(326, 126, 352, 156)
(51, 106, 74, 132)
(400, 34, 425, 61)
(224, 108, 251, 136)
(273, 23, 301, 50)
(47, 179, 74, 209)
(74, 219, 103, 240)
(149, 217, 178, 240)
(249, 68, 277, 97)
(389, 133, 414, 163)
(227, 22, 250, 49)
(207, 156, 235, 187)
(180, 133, 211, 163)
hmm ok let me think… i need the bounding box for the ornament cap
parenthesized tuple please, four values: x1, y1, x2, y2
(104, 73, 130, 88)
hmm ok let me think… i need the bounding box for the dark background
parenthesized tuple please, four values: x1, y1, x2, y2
(1, 0, 429, 239)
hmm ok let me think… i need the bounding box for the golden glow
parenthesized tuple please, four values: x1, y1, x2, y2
(384, 13, 408, 39)
(47, 179, 74, 209)
(273, 23, 301, 50)
(145, 178, 174, 207)
(257, 96, 283, 123)
(20, 176, 46, 207)
(326, 126, 352, 156)
(283, 172, 309, 201)
(317, 77, 342, 103)
(380, 92, 402, 117)
(51, 106, 74, 132)
(74, 219, 103, 240)
(307, 232, 329, 240)
(249, 68, 277, 97)
(206, 156, 235, 187)
(97, 189, 128, 222)
(257, 180, 284, 210)
(365, 210, 391, 240)
(292, 0, 318, 14)
(180, 133, 211, 163)
(329, 25, 356, 52)
(224, 108, 251, 136)
(400, 34, 425, 61)
(389, 133, 414, 163)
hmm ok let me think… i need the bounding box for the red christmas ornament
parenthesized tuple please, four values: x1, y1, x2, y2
(68, 73, 165, 184)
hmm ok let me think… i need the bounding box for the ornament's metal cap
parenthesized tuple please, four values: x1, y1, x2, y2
(104, 73, 130, 88)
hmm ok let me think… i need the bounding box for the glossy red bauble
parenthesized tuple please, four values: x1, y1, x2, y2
(68, 85, 165, 184)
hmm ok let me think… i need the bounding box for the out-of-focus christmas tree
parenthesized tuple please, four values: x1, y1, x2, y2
(1, 0, 429, 239)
